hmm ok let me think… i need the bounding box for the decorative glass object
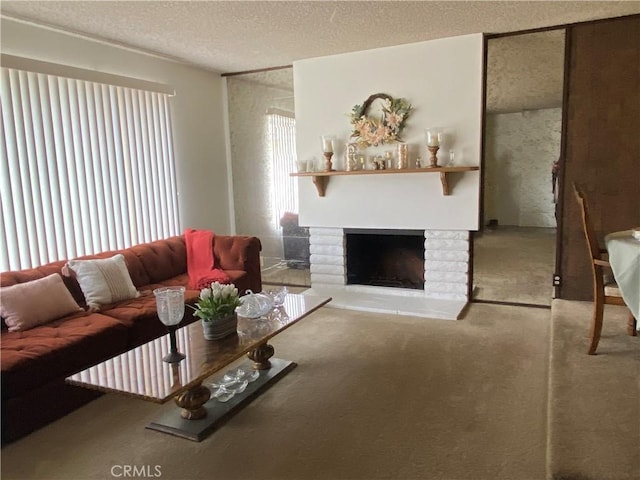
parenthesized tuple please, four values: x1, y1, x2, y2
(210, 367, 260, 403)
(345, 143, 358, 171)
(426, 128, 442, 147)
(384, 151, 394, 169)
(265, 286, 288, 307)
(153, 286, 186, 363)
(296, 159, 308, 172)
(396, 143, 408, 169)
(236, 290, 273, 318)
(321, 135, 334, 153)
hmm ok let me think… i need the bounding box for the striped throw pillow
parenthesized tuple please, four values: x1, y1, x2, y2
(67, 254, 139, 310)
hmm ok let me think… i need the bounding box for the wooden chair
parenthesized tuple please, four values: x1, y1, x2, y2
(573, 183, 637, 354)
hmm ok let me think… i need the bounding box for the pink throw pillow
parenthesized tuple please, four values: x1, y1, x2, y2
(0, 273, 83, 332)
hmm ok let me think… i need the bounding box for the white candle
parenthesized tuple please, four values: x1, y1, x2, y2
(427, 131, 440, 147)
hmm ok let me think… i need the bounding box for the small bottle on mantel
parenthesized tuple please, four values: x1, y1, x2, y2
(416, 157, 422, 168)
(384, 151, 394, 169)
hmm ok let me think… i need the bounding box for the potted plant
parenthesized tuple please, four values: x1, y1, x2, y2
(190, 282, 242, 340)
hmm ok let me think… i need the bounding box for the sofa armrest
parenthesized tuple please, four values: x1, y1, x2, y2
(214, 236, 262, 290)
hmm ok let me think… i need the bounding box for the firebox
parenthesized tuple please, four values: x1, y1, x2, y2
(345, 229, 425, 290)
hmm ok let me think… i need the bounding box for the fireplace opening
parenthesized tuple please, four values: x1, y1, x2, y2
(345, 229, 425, 290)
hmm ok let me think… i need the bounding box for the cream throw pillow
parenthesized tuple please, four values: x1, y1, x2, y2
(0, 273, 83, 332)
(67, 254, 139, 310)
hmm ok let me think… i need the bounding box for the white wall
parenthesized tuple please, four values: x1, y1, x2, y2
(1, 18, 231, 233)
(294, 34, 483, 231)
(484, 108, 561, 227)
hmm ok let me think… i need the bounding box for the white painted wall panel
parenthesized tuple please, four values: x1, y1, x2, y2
(293, 34, 483, 231)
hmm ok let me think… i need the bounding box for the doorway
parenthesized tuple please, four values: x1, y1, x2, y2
(473, 29, 566, 307)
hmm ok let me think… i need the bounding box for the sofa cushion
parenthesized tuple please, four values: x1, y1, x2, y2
(213, 236, 262, 293)
(130, 236, 187, 284)
(71, 249, 152, 289)
(0, 260, 87, 309)
(67, 254, 139, 311)
(1, 312, 129, 400)
(101, 275, 200, 347)
(0, 274, 83, 332)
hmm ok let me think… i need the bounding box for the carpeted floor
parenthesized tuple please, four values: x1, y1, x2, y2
(2, 303, 549, 480)
(1, 300, 637, 480)
(473, 226, 556, 306)
(547, 300, 640, 480)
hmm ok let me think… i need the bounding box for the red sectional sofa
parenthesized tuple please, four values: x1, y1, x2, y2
(0, 234, 262, 444)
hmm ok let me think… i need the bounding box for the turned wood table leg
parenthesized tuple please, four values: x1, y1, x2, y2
(247, 343, 275, 370)
(174, 382, 211, 420)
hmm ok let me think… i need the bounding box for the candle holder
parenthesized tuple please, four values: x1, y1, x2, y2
(321, 135, 335, 172)
(154, 286, 186, 364)
(425, 128, 442, 168)
(427, 145, 440, 168)
(323, 152, 334, 171)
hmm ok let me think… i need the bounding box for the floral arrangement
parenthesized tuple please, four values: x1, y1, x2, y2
(349, 93, 413, 148)
(189, 282, 242, 322)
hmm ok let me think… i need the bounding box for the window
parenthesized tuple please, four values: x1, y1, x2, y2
(0, 66, 180, 271)
(266, 109, 297, 229)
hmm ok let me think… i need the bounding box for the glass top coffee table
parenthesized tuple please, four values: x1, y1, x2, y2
(66, 293, 331, 441)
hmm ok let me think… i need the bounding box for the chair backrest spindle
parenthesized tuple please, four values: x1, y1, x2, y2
(572, 183, 601, 262)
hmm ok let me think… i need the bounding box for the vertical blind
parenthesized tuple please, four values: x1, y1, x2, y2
(267, 111, 297, 229)
(0, 67, 180, 271)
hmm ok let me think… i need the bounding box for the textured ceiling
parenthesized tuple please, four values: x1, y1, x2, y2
(1, 1, 638, 113)
(487, 30, 566, 113)
(2, 1, 639, 74)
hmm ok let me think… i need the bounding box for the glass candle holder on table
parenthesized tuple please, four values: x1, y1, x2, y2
(153, 286, 186, 364)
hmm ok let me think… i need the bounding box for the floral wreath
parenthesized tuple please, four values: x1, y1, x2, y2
(349, 93, 413, 148)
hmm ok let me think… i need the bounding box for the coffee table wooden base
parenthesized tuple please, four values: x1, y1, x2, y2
(175, 383, 211, 420)
(146, 358, 296, 441)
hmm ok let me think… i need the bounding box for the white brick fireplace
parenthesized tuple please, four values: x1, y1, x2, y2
(293, 33, 483, 320)
(306, 227, 470, 320)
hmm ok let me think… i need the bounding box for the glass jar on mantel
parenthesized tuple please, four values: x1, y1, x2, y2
(336, 142, 412, 171)
(396, 143, 408, 169)
(344, 143, 358, 171)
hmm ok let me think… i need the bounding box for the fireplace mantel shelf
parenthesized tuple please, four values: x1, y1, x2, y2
(290, 166, 479, 197)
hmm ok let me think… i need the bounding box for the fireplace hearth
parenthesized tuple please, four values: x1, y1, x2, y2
(306, 227, 469, 319)
(345, 229, 425, 290)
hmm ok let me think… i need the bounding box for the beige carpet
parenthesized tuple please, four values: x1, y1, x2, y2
(473, 226, 556, 306)
(2, 303, 550, 480)
(547, 300, 640, 480)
